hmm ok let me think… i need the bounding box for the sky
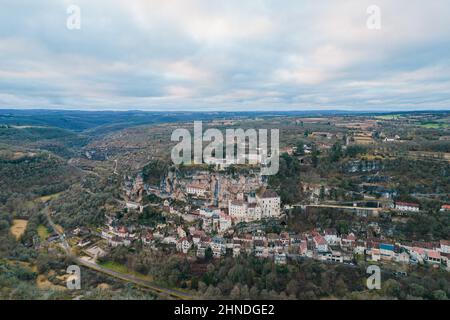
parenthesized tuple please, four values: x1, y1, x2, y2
(1, 0, 450, 112)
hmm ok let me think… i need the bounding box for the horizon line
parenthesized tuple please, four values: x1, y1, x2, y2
(1, 108, 450, 114)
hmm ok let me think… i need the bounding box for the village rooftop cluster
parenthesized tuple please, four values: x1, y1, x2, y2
(66, 162, 450, 271)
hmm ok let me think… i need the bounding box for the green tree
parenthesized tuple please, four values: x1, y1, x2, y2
(432, 290, 447, 300)
(329, 142, 343, 162)
(295, 142, 305, 156)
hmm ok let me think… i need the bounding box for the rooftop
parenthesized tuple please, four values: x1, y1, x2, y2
(427, 251, 441, 259)
(313, 235, 327, 246)
(441, 240, 450, 247)
(258, 189, 278, 199)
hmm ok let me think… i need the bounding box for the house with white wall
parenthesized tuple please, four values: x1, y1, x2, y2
(256, 189, 281, 218)
(395, 202, 420, 212)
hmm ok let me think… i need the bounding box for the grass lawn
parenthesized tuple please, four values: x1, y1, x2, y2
(99, 260, 153, 281)
(37, 225, 50, 241)
(420, 122, 450, 129)
(99, 261, 129, 273)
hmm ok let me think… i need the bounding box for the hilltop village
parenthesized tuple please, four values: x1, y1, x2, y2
(67, 114, 450, 274)
(2, 111, 450, 299)
(72, 156, 450, 272)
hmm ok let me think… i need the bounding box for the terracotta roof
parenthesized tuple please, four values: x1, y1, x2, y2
(280, 232, 290, 239)
(220, 213, 232, 220)
(325, 228, 337, 235)
(441, 240, 450, 247)
(144, 232, 153, 240)
(201, 236, 211, 243)
(313, 235, 327, 246)
(412, 241, 437, 249)
(367, 241, 380, 249)
(412, 247, 426, 255)
(187, 183, 207, 190)
(427, 251, 441, 259)
(345, 234, 357, 241)
(118, 226, 128, 233)
(194, 230, 205, 237)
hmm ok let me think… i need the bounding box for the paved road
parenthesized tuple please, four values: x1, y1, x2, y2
(74, 256, 194, 300)
(305, 204, 382, 212)
(44, 206, 195, 300)
(113, 159, 118, 175)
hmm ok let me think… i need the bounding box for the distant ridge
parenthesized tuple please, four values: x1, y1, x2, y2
(0, 109, 449, 133)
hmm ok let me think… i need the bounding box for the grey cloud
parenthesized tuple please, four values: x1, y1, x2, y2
(0, 0, 450, 111)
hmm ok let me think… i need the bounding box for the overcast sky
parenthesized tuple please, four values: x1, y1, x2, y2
(1, 0, 450, 111)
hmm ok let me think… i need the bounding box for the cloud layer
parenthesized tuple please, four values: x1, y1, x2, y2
(1, 0, 450, 111)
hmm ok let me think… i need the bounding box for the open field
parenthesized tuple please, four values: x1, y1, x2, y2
(408, 151, 450, 162)
(375, 114, 401, 120)
(10, 219, 28, 240)
(37, 225, 50, 241)
(3, 259, 37, 272)
(36, 274, 66, 291)
(38, 192, 62, 202)
(419, 122, 450, 129)
(54, 224, 64, 234)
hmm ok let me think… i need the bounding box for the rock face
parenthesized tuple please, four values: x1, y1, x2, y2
(123, 173, 145, 203)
